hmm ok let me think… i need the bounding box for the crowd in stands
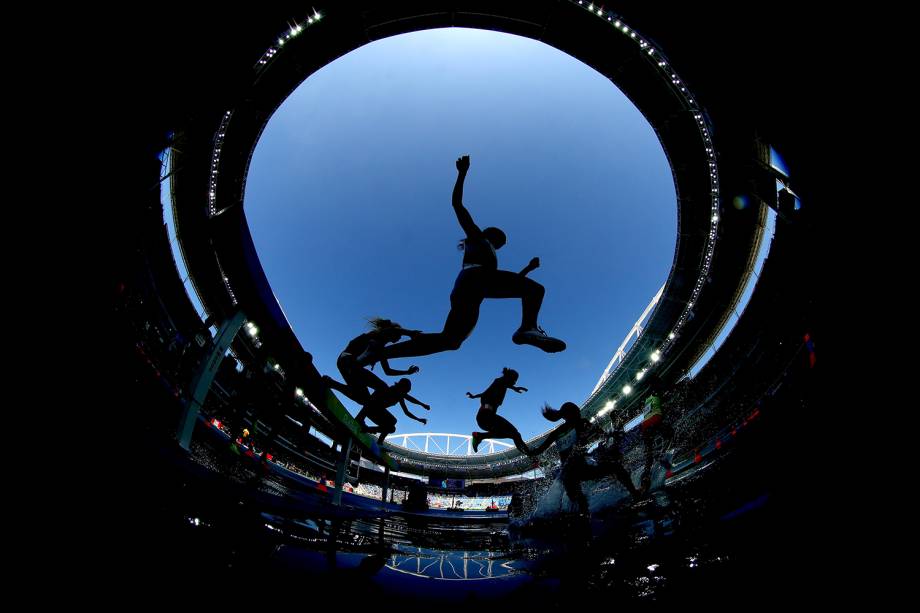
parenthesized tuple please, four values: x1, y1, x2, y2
(426, 493, 512, 511)
(355, 482, 383, 499)
(349, 483, 509, 509)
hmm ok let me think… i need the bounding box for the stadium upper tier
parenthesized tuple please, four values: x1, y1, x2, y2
(129, 2, 808, 476)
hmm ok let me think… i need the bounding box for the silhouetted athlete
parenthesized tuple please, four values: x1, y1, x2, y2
(357, 155, 565, 366)
(638, 389, 673, 494)
(324, 318, 429, 413)
(535, 402, 640, 513)
(356, 378, 429, 445)
(468, 368, 532, 455)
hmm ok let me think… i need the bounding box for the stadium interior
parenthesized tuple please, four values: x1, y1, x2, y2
(109, 1, 819, 602)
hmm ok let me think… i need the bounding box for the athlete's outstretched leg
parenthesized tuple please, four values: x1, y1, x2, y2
(371, 300, 479, 361)
(606, 459, 640, 497)
(324, 375, 369, 404)
(562, 468, 589, 514)
(354, 367, 388, 393)
(375, 411, 397, 444)
(377, 427, 395, 445)
(379, 331, 462, 360)
(481, 269, 564, 352)
(640, 430, 656, 494)
(477, 412, 531, 455)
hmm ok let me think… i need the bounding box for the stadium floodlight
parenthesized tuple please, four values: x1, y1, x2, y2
(623, 385, 632, 395)
(636, 370, 645, 381)
(295, 388, 304, 397)
(604, 400, 615, 411)
(651, 351, 661, 362)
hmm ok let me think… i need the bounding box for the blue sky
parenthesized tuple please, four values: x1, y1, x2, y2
(244, 28, 676, 441)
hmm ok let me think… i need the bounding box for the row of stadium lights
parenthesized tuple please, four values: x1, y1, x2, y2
(256, 11, 323, 68)
(574, 0, 720, 421)
(595, 349, 661, 419)
(208, 14, 322, 216)
(222, 275, 239, 308)
(209, 6, 722, 450)
(243, 320, 314, 406)
(208, 110, 233, 217)
(207, 14, 325, 309)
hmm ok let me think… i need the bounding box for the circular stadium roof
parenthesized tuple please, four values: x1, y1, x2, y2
(163, 1, 796, 477)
